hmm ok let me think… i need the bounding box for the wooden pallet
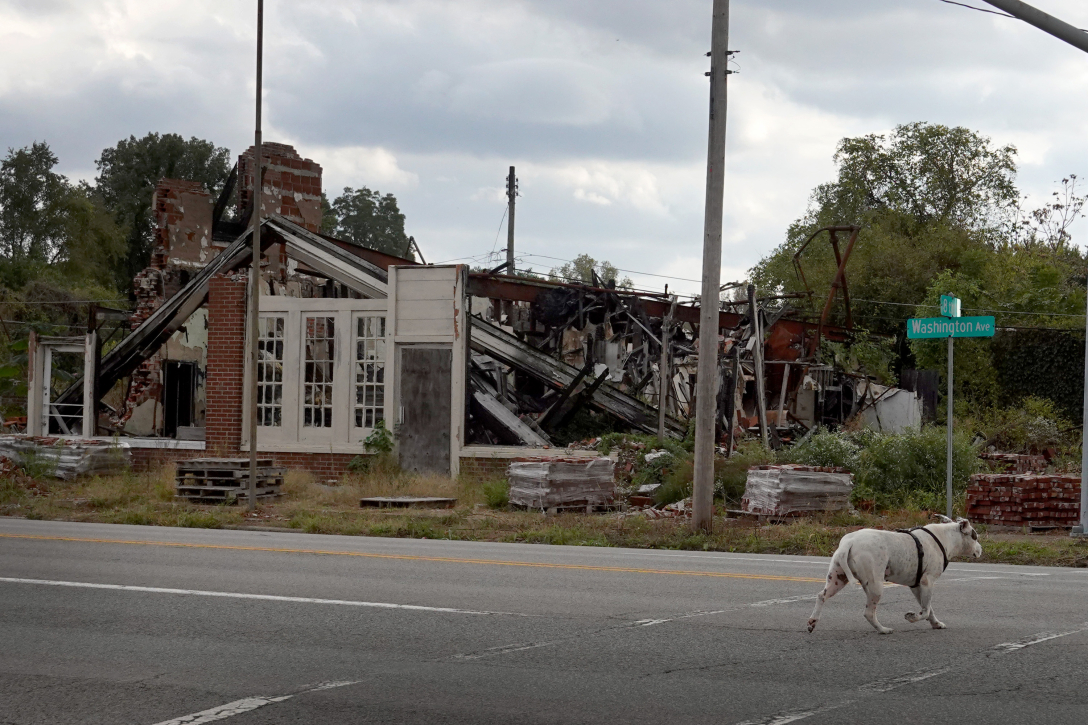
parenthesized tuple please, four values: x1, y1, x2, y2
(175, 458, 284, 504)
(510, 500, 617, 514)
(360, 497, 457, 509)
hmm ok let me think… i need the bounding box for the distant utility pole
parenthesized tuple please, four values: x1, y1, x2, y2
(246, 0, 264, 513)
(506, 167, 517, 277)
(978, 1, 1088, 535)
(692, 0, 730, 533)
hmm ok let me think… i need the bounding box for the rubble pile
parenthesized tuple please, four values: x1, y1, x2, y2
(980, 453, 1047, 474)
(507, 458, 616, 510)
(741, 464, 854, 516)
(0, 435, 129, 480)
(966, 473, 1081, 527)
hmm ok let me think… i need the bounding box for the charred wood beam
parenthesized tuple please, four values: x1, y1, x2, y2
(470, 316, 686, 438)
(467, 274, 851, 345)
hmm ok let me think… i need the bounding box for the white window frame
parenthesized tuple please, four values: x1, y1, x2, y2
(243, 297, 389, 453)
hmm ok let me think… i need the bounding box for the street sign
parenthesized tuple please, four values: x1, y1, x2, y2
(940, 294, 961, 318)
(907, 316, 995, 339)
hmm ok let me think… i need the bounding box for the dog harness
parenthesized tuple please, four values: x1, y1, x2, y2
(896, 527, 949, 589)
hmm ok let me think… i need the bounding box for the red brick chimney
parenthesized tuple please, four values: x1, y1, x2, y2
(238, 142, 323, 233)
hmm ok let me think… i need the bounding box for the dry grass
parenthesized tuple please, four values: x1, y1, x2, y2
(2, 466, 1087, 568)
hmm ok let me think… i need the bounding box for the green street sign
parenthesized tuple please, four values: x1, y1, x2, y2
(907, 316, 996, 339)
(940, 294, 961, 318)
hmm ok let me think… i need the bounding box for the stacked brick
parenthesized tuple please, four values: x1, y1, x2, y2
(742, 464, 854, 516)
(979, 452, 1047, 474)
(966, 473, 1081, 527)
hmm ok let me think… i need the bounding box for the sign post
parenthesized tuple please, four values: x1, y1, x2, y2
(907, 298, 995, 518)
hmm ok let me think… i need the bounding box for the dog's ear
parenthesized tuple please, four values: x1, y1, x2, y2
(958, 518, 970, 533)
(932, 514, 954, 524)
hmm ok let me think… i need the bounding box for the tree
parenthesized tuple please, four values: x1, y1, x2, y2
(327, 187, 414, 259)
(0, 142, 69, 282)
(549, 253, 633, 289)
(0, 143, 124, 290)
(814, 121, 1018, 232)
(94, 133, 231, 288)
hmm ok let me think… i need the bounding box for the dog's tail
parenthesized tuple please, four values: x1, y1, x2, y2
(828, 538, 854, 584)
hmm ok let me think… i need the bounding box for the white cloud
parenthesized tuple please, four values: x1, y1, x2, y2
(296, 144, 419, 193)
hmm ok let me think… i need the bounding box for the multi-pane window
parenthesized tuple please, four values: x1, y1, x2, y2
(355, 316, 386, 429)
(303, 316, 335, 428)
(257, 317, 285, 427)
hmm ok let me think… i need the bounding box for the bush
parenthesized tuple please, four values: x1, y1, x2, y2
(854, 426, 980, 508)
(780, 428, 860, 470)
(965, 397, 1074, 453)
(481, 479, 509, 509)
(715, 440, 775, 505)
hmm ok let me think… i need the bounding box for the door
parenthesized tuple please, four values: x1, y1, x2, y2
(398, 347, 452, 475)
(163, 361, 195, 438)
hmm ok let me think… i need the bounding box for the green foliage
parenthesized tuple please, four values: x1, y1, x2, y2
(17, 448, 57, 480)
(991, 330, 1085, 423)
(0, 143, 125, 291)
(481, 479, 509, 509)
(818, 333, 896, 385)
(715, 440, 776, 505)
(781, 428, 860, 470)
(327, 186, 414, 259)
(548, 408, 617, 447)
(853, 426, 980, 508)
(364, 419, 395, 454)
(94, 133, 231, 286)
(964, 397, 1075, 454)
(549, 253, 633, 289)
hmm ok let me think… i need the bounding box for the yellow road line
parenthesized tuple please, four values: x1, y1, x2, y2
(0, 533, 825, 583)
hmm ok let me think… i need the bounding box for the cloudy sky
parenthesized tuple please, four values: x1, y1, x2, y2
(2, 0, 1087, 296)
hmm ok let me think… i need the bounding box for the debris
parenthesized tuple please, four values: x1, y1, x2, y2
(637, 483, 661, 494)
(0, 435, 128, 480)
(507, 458, 615, 510)
(643, 450, 671, 463)
(980, 453, 1047, 474)
(741, 464, 853, 516)
(359, 496, 457, 509)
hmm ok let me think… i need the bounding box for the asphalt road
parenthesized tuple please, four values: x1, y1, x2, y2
(1, 518, 1087, 725)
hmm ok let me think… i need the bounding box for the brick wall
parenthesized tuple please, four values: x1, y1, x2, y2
(206, 273, 248, 456)
(152, 179, 214, 266)
(459, 456, 511, 481)
(238, 142, 323, 233)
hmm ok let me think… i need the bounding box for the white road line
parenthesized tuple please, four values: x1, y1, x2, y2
(989, 623, 1088, 655)
(0, 577, 525, 617)
(151, 681, 358, 725)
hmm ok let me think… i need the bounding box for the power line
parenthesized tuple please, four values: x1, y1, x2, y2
(938, 1, 1014, 19)
(519, 252, 704, 284)
(0, 299, 129, 306)
(938, 0, 1088, 31)
(851, 297, 1086, 318)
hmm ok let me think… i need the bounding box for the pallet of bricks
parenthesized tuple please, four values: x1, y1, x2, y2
(507, 457, 615, 512)
(741, 465, 854, 517)
(175, 458, 285, 503)
(966, 473, 1081, 528)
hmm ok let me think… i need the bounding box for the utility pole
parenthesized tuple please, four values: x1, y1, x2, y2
(246, 0, 264, 513)
(506, 167, 517, 277)
(978, 1, 1088, 534)
(692, 0, 730, 532)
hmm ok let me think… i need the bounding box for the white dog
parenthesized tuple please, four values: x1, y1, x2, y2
(807, 516, 983, 634)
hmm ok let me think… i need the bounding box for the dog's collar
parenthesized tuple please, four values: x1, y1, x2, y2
(897, 527, 949, 589)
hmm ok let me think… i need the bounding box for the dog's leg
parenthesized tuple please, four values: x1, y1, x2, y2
(904, 584, 945, 629)
(807, 561, 850, 633)
(860, 578, 893, 634)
